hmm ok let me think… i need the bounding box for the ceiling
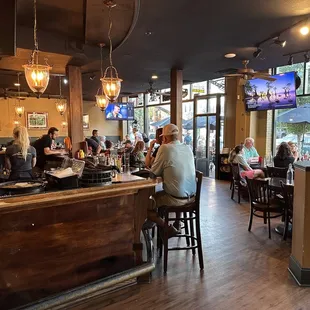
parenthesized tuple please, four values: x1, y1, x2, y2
(0, 0, 309, 99)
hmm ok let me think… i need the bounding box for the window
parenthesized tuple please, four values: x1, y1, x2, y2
(276, 63, 304, 95)
(147, 105, 170, 140)
(209, 78, 225, 94)
(306, 62, 310, 94)
(182, 101, 194, 146)
(191, 81, 207, 98)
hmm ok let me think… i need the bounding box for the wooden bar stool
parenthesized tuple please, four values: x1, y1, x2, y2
(157, 171, 204, 273)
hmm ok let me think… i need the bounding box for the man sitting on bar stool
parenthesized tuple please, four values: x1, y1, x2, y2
(149, 124, 196, 238)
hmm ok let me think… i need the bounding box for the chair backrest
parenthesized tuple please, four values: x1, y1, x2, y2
(231, 163, 241, 181)
(246, 177, 269, 205)
(195, 170, 203, 211)
(280, 181, 294, 211)
(267, 166, 288, 178)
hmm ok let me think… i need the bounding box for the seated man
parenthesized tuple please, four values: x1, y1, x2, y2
(85, 137, 102, 155)
(123, 139, 134, 154)
(149, 124, 196, 237)
(91, 129, 100, 144)
(243, 137, 259, 162)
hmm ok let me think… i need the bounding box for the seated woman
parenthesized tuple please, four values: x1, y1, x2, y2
(229, 145, 264, 179)
(274, 142, 295, 168)
(5, 126, 36, 180)
(287, 141, 299, 161)
(130, 141, 145, 167)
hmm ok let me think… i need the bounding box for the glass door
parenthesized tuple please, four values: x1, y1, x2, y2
(193, 94, 224, 179)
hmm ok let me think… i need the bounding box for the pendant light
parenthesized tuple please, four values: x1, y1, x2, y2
(14, 73, 25, 118)
(23, 0, 52, 97)
(101, 0, 122, 102)
(55, 76, 67, 116)
(96, 44, 109, 111)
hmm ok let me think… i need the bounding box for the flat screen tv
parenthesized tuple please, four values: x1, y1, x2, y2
(244, 71, 297, 112)
(105, 103, 134, 120)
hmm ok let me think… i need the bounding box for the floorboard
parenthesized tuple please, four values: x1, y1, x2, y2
(79, 178, 309, 310)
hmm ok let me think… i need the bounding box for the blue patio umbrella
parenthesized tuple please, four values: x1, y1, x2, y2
(276, 104, 310, 124)
(150, 117, 186, 128)
(183, 116, 216, 130)
(277, 104, 310, 150)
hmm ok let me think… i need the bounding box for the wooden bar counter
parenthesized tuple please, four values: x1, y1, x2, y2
(0, 176, 156, 309)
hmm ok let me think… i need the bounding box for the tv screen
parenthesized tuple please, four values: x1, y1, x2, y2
(244, 71, 297, 112)
(105, 103, 134, 120)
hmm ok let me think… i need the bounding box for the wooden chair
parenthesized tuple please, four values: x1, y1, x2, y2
(266, 166, 288, 178)
(157, 171, 204, 273)
(246, 178, 284, 239)
(231, 163, 247, 203)
(280, 181, 294, 240)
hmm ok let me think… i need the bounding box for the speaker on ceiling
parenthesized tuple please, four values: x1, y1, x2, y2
(0, 0, 16, 57)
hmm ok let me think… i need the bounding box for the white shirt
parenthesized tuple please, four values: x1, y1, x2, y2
(151, 141, 196, 198)
(134, 131, 143, 145)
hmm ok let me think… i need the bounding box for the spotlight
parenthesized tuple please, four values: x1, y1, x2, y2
(253, 48, 262, 58)
(151, 75, 158, 79)
(305, 53, 310, 63)
(288, 55, 293, 65)
(14, 83, 20, 87)
(274, 37, 286, 48)
(300, 26, 309, 36)
(63, 78, 68, 84)
(224, 53, 236, 58)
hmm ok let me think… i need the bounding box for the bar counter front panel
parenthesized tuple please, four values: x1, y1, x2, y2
(0, 179, 156, 309)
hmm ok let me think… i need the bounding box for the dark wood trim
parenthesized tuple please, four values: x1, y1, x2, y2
(288, 255, 310, 286)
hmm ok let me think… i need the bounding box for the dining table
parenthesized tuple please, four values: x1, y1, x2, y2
(267, 177, 294, 237)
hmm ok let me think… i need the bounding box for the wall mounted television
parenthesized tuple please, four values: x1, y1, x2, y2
(105, 103, 134, 120)
(244, 71, 297, 112)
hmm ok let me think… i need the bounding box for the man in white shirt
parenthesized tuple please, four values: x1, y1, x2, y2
(133, 127, 143, 146)
(149, 124, 196, 237)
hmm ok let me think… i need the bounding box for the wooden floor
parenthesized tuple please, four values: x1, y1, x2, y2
(80, 178, 310, 310)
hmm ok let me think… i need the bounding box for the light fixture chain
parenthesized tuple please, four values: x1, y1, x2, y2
(108, 6, 113, 67)
(59, 76, 62, 98)
(100, 45, 103, 77)
(34, 0, 38, 51)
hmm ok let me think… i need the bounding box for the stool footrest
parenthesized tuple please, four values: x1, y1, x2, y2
(168, 246, 198, 251)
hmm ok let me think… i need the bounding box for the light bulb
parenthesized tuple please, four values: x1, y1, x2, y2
(300, 26, 309, 36)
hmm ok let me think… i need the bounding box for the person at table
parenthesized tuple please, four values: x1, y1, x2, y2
(123, 139, 134, 153)
(5, 126, 36, 180)
(132, 127, 143, 146)
(85, 137, 102, 155)
(131, 141, 146, 167)
(107, 104, 122, 119)
(229, 145, 264, 179)
(243, 137, 259, 162)
(274, 142, 295, 168)
(33, 127, 65, 170)
(98, 136, 107, 151)
(148, 124, 196, 238)
(91, 129, 100, 144)
(287, 141, 299, 161)
(145, 127, 163, 168)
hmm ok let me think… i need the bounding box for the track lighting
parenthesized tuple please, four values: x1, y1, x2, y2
(253, 47, 262, 58)
(305, 53, 310, 63)
(288, 55, 293, 65)
(274, 37, 286, 48)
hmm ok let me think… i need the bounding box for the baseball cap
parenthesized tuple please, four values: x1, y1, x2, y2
(160, 124, 179, 136)
(123, 139, 132, 145)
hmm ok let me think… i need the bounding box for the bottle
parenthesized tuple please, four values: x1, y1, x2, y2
(286, 163, 294, 185)
(79, 149, 85, 159)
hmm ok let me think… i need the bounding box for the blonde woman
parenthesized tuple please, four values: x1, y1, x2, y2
(5, 126, 36, 180)
(131, 140, 145, 167)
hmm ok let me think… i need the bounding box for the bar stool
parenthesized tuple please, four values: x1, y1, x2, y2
(157, 171, 204, 273)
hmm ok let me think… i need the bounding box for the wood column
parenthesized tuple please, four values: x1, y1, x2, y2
(224, 77, 250, 148)
(289, 161, 310, 286)
(170, 68, 183, 139)
(66, 65, 84, 156)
